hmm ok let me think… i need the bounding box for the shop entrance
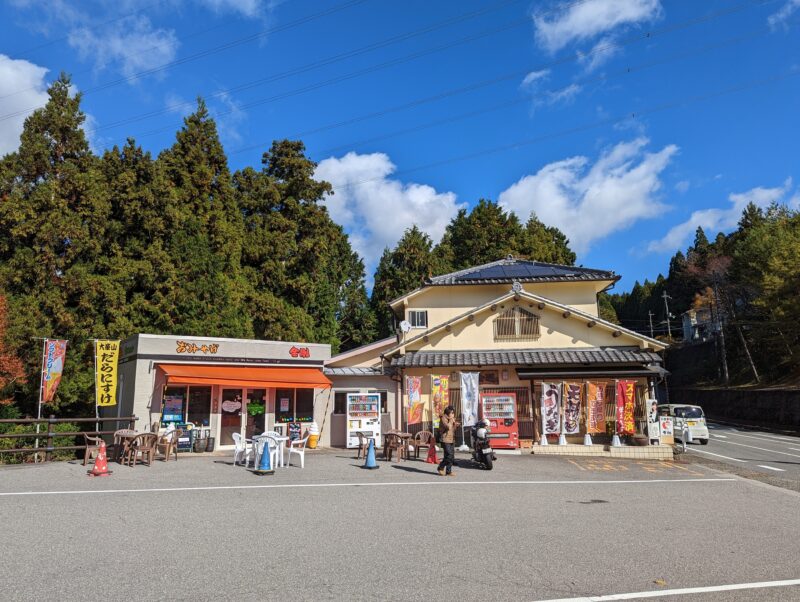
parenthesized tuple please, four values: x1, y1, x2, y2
(220, 388, 244, 445)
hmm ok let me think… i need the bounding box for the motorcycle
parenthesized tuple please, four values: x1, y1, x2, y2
(470, 418, 496, 470)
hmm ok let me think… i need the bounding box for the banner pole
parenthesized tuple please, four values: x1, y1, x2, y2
(34, 338, 46, 463)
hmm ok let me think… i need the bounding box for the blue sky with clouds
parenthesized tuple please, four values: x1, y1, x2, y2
(1, 0, 798, 291)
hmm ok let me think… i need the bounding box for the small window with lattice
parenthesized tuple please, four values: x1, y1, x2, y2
(493, 307, 541, 341)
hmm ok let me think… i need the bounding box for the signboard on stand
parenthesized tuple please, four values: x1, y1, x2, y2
(659, 417, 674, 445)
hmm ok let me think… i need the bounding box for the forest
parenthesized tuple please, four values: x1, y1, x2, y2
(607, 205, 800, 386)
(0, 75, 576, 418)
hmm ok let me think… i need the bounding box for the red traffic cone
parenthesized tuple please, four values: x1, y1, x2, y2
(425, 440, 438, 464)
(88, 440, 112, 477)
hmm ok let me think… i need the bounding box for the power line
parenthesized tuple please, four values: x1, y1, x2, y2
(87, 0, 531, 135)
(102, 0, 774, 147)
(328, 68, 799, 193)
(0, 0, 373, 120)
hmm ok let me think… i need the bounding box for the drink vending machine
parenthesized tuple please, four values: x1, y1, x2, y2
(480, 392, 518, 449)
(346, 393, 382, 449)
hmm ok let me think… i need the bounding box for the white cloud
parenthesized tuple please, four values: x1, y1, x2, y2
(498, 138, 677, 254)
(209, 90, 247, 146)
(768, 0, 800, 29)
(68, 15, 179, 80)
(577, 36, 621, 72)
(543, 83, 582, 106)
(0, 54, 49, 157)
(314, 152, 464, 274)
(675, 180, 690, 193)
(647, 178, 794, 253)
(534, 0, 662, 52)
(200, 0, 269, 18)
(521, 69, 550, 88)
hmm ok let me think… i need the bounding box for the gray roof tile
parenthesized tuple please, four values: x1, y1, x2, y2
(427, 256, 616, 286)
(389, 347, 661, 368)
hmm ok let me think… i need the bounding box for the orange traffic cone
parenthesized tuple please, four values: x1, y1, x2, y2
(88, 440, 112, 477)
(425, 440, 438, 464)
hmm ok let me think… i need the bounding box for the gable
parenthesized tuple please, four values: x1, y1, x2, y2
(404, 298, 653, 352)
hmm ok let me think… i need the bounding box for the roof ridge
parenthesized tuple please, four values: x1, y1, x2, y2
(427, 257, 511, 284)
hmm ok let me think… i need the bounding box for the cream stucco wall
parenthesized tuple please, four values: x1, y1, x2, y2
(400, 281, 609, 329)
(326, 339, 395, 369)
(403, 299, 644, 352)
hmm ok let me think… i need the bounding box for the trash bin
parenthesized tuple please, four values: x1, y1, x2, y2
(205, 437, 215, 452)
(307, 422, 320, 449)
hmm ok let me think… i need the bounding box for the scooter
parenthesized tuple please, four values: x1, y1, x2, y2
(470, 419, 496, 470)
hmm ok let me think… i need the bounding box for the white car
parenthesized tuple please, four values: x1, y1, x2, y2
(658, 404, 709, 445)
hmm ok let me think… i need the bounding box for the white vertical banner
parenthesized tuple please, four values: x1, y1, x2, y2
(460, 372, 480, 426)
(541, 382, 562, 435)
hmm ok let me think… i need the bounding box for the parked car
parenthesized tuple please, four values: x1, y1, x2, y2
(658, 404, 709, 445)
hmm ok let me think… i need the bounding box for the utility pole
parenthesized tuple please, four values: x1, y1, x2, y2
(712, 277, 730, 384)
(648, 311, 654, 338)
(661, 292, 673, 340)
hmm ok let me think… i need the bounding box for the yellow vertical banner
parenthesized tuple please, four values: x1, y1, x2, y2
(431, 375, 449, 428)
(95, 340, 120, 407)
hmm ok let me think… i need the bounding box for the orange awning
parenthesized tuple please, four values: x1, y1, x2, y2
(158, 364, 331, 389)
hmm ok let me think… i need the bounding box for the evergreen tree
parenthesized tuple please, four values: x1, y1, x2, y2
(371, 226, 437, 337)
(520, 213, 576, 265)
(0, 74, 109, 414)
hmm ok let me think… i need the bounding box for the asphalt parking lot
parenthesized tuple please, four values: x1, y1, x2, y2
(1, 450, 799, 601)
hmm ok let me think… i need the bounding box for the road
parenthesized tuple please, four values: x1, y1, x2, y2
(1, 450, 799, 601)
(684, 421, 800, 481)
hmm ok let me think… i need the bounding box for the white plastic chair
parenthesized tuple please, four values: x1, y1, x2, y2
(252, 436, 279, 469)
(232, 432, 252, 466)
(286, 435, 309, 468)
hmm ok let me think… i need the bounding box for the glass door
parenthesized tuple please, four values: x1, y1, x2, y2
(220, 388, 244, 446)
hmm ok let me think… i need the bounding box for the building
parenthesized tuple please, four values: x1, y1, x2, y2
(682, 308, 718, 343)
(110, 334, 333, 450)
(326, 256, 668, 448)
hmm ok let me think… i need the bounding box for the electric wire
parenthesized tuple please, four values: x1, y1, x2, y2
(332, 67, 800, 192)
(100, 0, 777, 146)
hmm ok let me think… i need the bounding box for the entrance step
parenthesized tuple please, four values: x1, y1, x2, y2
(531, 444, 672, 460)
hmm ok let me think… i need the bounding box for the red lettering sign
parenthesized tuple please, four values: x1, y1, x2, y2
(290, 346, 310, 358)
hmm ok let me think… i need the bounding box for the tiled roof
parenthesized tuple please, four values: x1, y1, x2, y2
(427, 256, 617, 285)
(389, 347, 662, 368)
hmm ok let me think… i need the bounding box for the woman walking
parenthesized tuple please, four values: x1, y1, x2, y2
(437, 406, 459, 476)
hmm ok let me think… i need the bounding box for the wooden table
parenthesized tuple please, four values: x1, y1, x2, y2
(384, 432, 412, 462)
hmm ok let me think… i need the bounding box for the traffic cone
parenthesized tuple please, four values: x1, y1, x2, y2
(254, 439, 274, 475)
(362, 438, 379, 469)
(425, 440, 438, 464)
(87, 440, 112, 477)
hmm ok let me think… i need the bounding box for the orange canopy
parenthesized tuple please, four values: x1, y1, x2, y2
(158, 364, 331, 389)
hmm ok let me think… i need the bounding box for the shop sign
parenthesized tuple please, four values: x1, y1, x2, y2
(176, 340, 219, 354)
(222, 400, 242, 413)
(289, 346, 311, 358)
(659, 416, 674, 445)
(647, 420, 661, 442)
(280, 397, 290, 412)
(95, 340, 120, 407)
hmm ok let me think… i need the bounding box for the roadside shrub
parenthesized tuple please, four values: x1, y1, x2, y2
(0, 422, 79, 464)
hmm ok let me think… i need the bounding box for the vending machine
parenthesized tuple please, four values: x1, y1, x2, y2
(480, 392, 518, 449)
(346, 393, 382, 449)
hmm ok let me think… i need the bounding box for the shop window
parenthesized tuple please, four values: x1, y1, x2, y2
(493, 307, 540, 341)
(161, 386, 187, 423)
(408, 310, 428, 329)
(334, 391, 356, 414)
(276, 388, 315, 423)
(368, 390, 389, 413)
(187, 386, 211, 427)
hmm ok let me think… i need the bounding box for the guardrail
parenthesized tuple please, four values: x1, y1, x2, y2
(0, 415, 139, 462)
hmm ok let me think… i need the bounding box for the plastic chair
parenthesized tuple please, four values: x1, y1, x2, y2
(232, 432, 252, 466)
(355, 432, 369, 459)
(82, 434, 102, 466)
(252, 436, 278, 469)
(127, 433, 158, 467)
(411, 430, 435, 459)
(156, 429, 183, 462)
(286, 435, 309, 468)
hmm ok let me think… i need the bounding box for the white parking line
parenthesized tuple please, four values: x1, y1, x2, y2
(711, 439, 800, 458)
(687, 448, 747, 462)
(712, 434, 728, 439)
(0, 478, 736, 497)
(757, 465, 786, 472)
(715, 428, 800, 445)
(532, 578, 800, 601)
(789, 447, 800, 453)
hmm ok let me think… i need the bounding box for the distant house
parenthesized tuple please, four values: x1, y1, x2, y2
(682, 308, 718, 343)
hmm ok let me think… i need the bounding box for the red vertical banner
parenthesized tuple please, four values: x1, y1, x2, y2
(40, 339, 67, 404)
(615, 380, 636, 435)
(586, 382, 605, 434)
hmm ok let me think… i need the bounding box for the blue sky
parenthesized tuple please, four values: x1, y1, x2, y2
(1, 0, 798, 292)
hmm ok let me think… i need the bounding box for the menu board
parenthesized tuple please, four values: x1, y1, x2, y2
(288, 422, 302, 441)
